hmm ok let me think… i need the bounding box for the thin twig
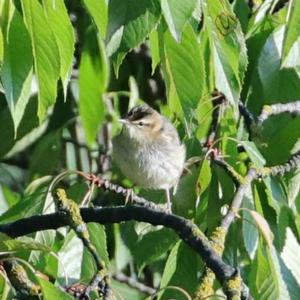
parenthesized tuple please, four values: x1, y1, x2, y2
(112, 272, 156, 295)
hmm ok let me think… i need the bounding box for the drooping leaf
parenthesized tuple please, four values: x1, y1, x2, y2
(282, 0, 300, 67)
(0, 271, 11, 300)
(121, 222, 177, 270)
(247, 209, 274, 248)
(79, 29, 109, 145)
(0, 28, 3, 66)
(159, 241, 198, 300)
(241, 141, 266, 167)
(28, 132, 62, 179)
(279, 255, 300, 300)
(83, 0, 108, 39)
(80, 223, 109, 280)
(242, 192, 259, 260)
(202, 0, 248, 110)
(106, 0, 160, 74)
(0, 1, 33, 132)
(164, 23, 205, 120)
(21, 0, 60, 120)
(39, 277, 73, 300)
(43, 0, 75, 97)
(258, 25, 300, 102)
(160, 0, 196, 41)
(0, 233, 51, 253)
(173, 165, 199, 218)
(281, 228, 300, 285)
(250, 242, 290, 300)
(149, 29, 160, 74)
(57, 232, 83, 285)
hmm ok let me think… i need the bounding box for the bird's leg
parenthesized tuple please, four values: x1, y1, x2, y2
(165, 189, 172, 213)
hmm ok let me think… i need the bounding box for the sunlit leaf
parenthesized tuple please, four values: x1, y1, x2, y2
(57, 232, 83, 285)
(247, 209, 274, 247)
(258, 26, 300, 102)
(21, 0, 60, 120)
(43, 0, 75, 97)
(242, 193, 259, 260)
(164, 23, 205, 120)
(160, 0, 196, 41)
(79, 29, 109, 145)
(0, 1, 33, 132)
(282, 0, 300, 67)
(81, 223, 109, 280)
(281, 228, 300, 285)
(83, 0, 108, 39)
(202, 0, 248, 109)
(106, 0, 160, 74)
(39, 277, 73, 300)
(241, 141, 266, 167)
(0, 233, 51, 253)
(250, 242, 290, 299)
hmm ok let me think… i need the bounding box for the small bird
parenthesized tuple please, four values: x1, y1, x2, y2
(112, 104, 186, 212)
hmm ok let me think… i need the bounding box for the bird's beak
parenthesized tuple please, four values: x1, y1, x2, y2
(119, 118, 129, 124)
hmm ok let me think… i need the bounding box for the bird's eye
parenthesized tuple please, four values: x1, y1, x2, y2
(138, 121, 144, 127)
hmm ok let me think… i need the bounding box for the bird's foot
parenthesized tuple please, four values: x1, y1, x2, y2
(124, 188, 134, 205)
(85, 173, 104, 187)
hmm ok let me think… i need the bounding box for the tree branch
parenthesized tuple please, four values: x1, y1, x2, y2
(0, 205, 241, 299)
(257, 101, 300, 125)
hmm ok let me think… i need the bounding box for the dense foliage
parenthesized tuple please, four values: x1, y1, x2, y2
(1, 0, 300, 299)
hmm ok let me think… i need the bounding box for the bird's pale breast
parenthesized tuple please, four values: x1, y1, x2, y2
(112, 135, 185, 190)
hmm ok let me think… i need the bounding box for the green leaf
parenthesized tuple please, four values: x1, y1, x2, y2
(0, 188, 45, 223)
(251, 243, 290, 300)
(282, 0, 300, 67)
(38, 278, 73, 300)
(279, 255, 300, 300)
(263, 176, 287, 215)
(0, 28, 3, 66)
(248, 209, 274, 248)
(112, 280, 146, 300)
(258, 25, 300, 102)
(160, 0, 196, 41)
(203, 0, 248, 109)
(106, 0, 160, 74)
(121, 223, 177, 270)
(80, 223, 109, 280)
(149, 29, 160, 74)
(255, 112, 300, 165)
(281, 228, 300, 285)
(242, 193, 259, 260)
(173, 165, 199, 218)
(57, 232, 83, 285)
(79, 29, 109, 145)
(0, 233, 51, 253)
(83, 0, 108, 39)
(21, 0, 60, 120)
(28, 132, 62, 179)
(0, 1, 33, 132)
(43, 0, 75, 97)
(164, 24, 205, 119)
(240, 141, 266, 167)
(159, 241, 198, 300)
(0, 271, 11, 300)
(197, 159, 212, 195)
